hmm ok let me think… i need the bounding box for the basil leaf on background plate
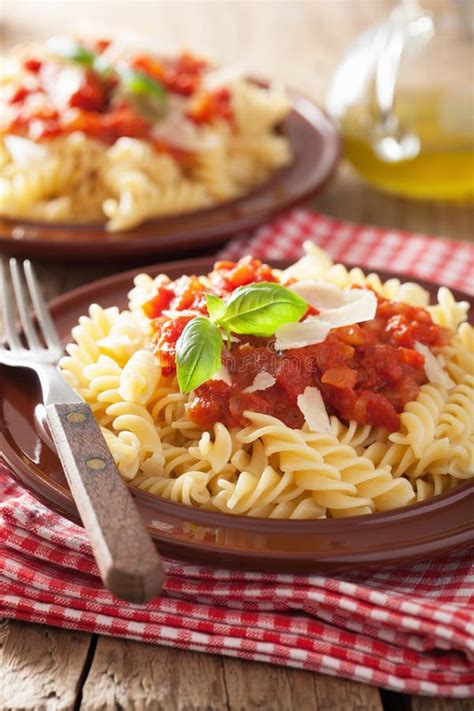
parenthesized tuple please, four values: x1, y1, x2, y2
(176, 317, 223, 394)
(117, 68, 167, 108)
(47, 38, 96, 66)
(217, 282, 308, 337)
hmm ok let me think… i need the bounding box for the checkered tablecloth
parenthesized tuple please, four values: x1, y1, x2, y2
(220, 209, 474, 295)
(1, 209, 473, 698)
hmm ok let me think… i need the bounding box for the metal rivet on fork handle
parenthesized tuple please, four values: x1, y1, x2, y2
(86, 457, 107, 471)
(66, 411, 86, 423)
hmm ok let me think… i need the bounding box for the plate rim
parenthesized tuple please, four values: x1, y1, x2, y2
(1, 256, 473, 570)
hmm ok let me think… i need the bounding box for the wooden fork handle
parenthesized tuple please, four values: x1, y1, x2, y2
(46, 401, 165, 603)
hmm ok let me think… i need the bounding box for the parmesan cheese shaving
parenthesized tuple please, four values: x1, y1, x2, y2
(317, 288, 377, 329)
(274, 317, 331, 350)
(289, 281, 344, 309)
(243, 372, 276, 394)
(275, 283, 377, 350)
(414, 342, 455, 389)
(297, 386, 331, 433)
(211, 366, 233, 386)
(290, 281, 378, 329)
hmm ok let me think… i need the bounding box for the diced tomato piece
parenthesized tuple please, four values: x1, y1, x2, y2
(23, 58, 42, 73)
(313, 335, 354, 371)
(322, 366, 358, 389)
(9, 85, 31, 104)
(336, 325, 366, 346)
(398, 347, 425, 368)
(188, 88, 234, 125)
(68, 71, 106, 111)
(100, 106, 151, 141)
(353, 391, 400, 431)
(143, 286, 174, 319)
(171, 275, 207, 311)
(131, 55, 165, 82)
(305, 304, 320, 317)
(94, 38, 111, 53)
(151, 316, 193, 372)
(209, 256, 278, 295)
(189, 380, 232, 427)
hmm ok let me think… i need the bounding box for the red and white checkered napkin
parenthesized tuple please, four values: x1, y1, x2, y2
(1, 209, 474, 697)
(220, 208, 474, 295)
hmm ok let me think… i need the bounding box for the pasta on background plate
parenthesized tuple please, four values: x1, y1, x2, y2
(60, 244, 474, 519)
(0, 37, 292, 231)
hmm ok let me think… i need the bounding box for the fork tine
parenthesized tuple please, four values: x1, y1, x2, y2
(23, 260, 62, 350)
(10, 259, 42, 349)
(0, 259, 22, 350)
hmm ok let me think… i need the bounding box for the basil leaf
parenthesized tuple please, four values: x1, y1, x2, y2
(218, 282, 307, 337)
(176, 317, 222, 393)
(48, 38, 96, 66)
(206, 293, 226, 322)
(117, 68, 167, 108)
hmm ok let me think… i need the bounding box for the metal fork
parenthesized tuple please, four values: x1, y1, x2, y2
(0, 258, 164, 603)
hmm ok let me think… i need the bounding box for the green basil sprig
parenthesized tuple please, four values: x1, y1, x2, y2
(176, 317, 223, 394)
(117, 67, 167, 109)
(48, 38, 96, 66)
(176, 282, 307, 393)
(219, 282, 307, 337)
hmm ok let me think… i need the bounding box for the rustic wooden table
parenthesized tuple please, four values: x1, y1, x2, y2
(0, 1, 473, 709)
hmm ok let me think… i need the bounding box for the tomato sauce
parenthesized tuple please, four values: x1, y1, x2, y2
(145, 258, 451, 432)
(4, 44, 231, 148)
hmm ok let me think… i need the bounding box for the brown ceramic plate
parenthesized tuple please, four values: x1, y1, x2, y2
(1, 257, 473, 573)
(0, 92, 339, 261)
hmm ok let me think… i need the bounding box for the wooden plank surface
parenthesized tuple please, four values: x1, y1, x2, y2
(1, 1, 473, 710)
(0, 620, 92, 711)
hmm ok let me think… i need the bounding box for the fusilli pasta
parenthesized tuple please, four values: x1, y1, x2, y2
(1, 42, 293, 231)
(60, 245, 474, 519)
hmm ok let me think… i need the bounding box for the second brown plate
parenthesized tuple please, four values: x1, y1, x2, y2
(1, 257, 473, 573)
(0, 92, 339, 261)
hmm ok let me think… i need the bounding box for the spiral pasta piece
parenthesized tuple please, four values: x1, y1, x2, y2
(428, 287, 469, 330)
(329, 416, 375, 449)
(106, 401, 164, 474)
(191, 143, 239, 200)
(415, 473, 458, 502)
(389, 383, 448, 458)
(448, 437, 474, 479)
(435, 375, 474, 442)
(211, 466, 301, 515)
(232, 80, 290, 135)
(101, 428, 141, 481)
(118, 350, 161, 405)
(132, 470, 212, 506)
(189, 423, 235, 474)
(103, 176, 210, 231)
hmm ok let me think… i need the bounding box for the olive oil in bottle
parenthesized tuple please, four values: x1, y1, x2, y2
(341, 90, 474, 201)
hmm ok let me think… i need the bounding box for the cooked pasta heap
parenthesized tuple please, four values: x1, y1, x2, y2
(0, 37, 292, 231)
(60, 244, 474, 518)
